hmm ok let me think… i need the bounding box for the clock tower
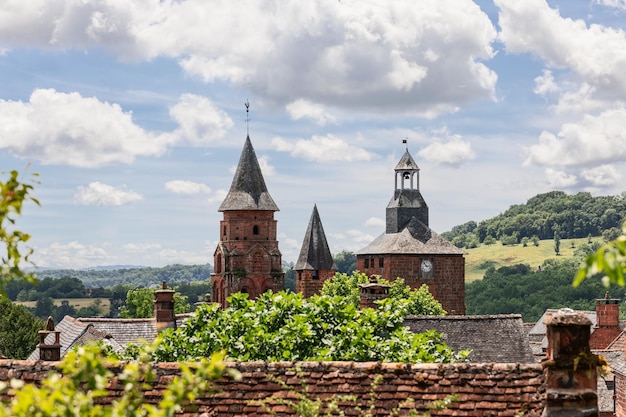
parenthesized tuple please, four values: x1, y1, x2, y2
(356, 142, 465, 314)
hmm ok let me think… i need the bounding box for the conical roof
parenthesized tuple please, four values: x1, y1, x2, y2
(219, 136, 279, 211)
(295, 205, 337, 271)
(394, 149, 419, 171)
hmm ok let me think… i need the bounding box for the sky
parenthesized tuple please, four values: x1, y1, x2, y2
(1, 0, 626, 269)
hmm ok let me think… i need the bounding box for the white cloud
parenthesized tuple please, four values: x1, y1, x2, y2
(365, 217, 385, 227)
(346, 229, 376, 245)
(74, 182, 143, 206)
(497, 0, 626, 103)
(272, 135, 374, 162)
(34, 241, 113, 269)
(545, 168, 577, 188)
(207, 189, 228, 205)
(285, 99, 336, 126)
(533, 69, 559, 96)
(524, 108, 626, 167)
(595, 0, 626, 10)
(257, 155, 276, 177)
(418, 136, 475, 166)
(0, 0, 497, 114)
(581, 164, 621, 186)
(165, 180, 211, 195)
(167, 94, 233, 145)
(0, 89, 170, 167)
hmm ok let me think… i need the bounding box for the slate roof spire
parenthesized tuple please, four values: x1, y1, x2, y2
(295, 205, 337, 271)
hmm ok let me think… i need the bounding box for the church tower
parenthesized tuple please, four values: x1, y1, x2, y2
(211, 135, 284, 307)
(295, 205, 337, 297)
(356, 141, 465, 314)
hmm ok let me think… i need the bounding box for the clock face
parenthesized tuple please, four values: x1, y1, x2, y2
(421, 260, 433, 273)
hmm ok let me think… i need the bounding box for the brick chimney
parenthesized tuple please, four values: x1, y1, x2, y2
(590, 292, 621, 350)
(542, 308, 599, 416)
(359, 276, 390, 309)
(37, 316, 61, 361)
(154, 281, 176, 331)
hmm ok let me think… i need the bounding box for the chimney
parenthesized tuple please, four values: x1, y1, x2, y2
(596, 291, 619, 328)
(154, 281, 176, 331)
(542, 308, 599, 416)
(359, 276, 390, 309)
(37, 316, 61, 361)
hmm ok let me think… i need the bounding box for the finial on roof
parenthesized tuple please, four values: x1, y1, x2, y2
(403, 138, 408, 149)
(245, 99, 250, 137)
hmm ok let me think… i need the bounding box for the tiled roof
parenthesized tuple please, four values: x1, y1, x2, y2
(394, 148, 419, 171)
(357, 223, 464, 255)
(295, 205, 337, 271)
(403, 314, 536, 363)
(218, 136, 279, 212)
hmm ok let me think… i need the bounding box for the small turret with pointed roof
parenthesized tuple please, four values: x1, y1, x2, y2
(295, 205, 337, 298)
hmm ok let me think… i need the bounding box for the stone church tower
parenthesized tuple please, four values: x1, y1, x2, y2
(295, 205, 337, 298)
(211, 136, 284, 306)
(356, 143, 465, 314)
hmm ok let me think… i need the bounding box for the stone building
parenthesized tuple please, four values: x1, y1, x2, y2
(356, 144, 466, 314)
(294, 205, 337, 297)
(210, 136, 284, 306)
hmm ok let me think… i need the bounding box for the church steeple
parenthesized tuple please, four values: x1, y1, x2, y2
(386, 141, 429, 236)
(295, 205, 337, 298)
(218, 136, 279, 212)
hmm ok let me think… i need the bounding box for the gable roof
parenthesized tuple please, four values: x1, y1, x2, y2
(218, 136, 279, 212)
(394, 148, 419, 171)
(295, 205, 337, 271)
(357, 221, 464, 255)
(403, 314, 536, 363)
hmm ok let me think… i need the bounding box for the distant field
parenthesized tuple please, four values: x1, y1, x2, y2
(17, 297, 110, 315)
(464, 237, 598, 283)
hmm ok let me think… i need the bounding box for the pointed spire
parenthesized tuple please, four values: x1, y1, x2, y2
(219, 136, 279, 211)
(394, 148, 419, 171)
(295, 205, 337, 271)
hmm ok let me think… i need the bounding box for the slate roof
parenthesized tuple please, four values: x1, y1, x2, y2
(357, 219, 464, 255)
(403, 314, 536, 363)
(295, 205, 337, 271)
(219, 136, 279, 212)
(28, 314, 190, 360)
(394, 148, 420, 171)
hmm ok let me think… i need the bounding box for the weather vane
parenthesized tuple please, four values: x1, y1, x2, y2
(245, 100, 250, 136)
(403, 138, 408, 148)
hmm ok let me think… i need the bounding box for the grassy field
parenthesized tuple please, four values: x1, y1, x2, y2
(464, 237, 598, 283)
(17, 297, 110, 315)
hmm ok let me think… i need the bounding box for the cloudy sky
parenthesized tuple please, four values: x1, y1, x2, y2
(1, 0, 625, 269)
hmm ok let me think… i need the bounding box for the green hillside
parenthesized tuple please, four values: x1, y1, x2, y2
(464, 237, 597, 283)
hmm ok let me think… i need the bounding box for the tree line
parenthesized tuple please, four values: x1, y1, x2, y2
(443, 191, 626, 248)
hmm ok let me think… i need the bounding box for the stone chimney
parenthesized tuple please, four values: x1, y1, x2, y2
(542, 308, 599, 416)
(37, 316, 61, 361)
(590, 292, 621, 350)
(596, 292, 619, 328)
(359, 276, 390, 309)
(154, 281, 176, 331)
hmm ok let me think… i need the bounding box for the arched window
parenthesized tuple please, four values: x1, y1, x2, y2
(253, 225, 259, 235)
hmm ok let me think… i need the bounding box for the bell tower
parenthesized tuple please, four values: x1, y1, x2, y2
(211, 104, 284, 307)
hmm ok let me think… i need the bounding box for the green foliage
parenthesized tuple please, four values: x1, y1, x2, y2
(33, 264, 213, 289)
(119, 287, 190, 318)
(333, 250, 357, 274)
(466, 259, 626, 322)
(154, 277, 462, 363)
(0, 297, 43, 359)
(501, 233, 518, 246)
(553, 225, 561, 256)
(0, 170, 39, 295)
(0, 343, 232, 416)
(446, 191, 626, 244)
(575, 222, 626, 288)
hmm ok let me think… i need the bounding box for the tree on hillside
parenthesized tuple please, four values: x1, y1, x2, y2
(554, 225, 561, 256)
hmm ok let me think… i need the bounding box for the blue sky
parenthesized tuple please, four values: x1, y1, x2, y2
(1, 0, 625, 269)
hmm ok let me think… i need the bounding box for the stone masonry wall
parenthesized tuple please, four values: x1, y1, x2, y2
(0, 360, 544, 416)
